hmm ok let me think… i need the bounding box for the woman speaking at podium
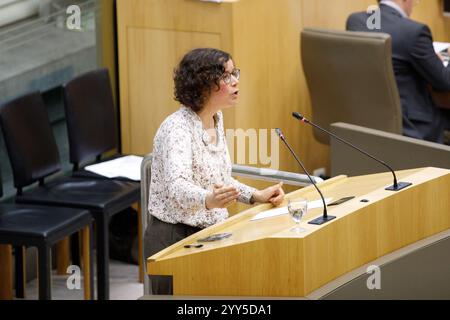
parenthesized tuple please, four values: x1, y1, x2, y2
(144, 48, 285, 294)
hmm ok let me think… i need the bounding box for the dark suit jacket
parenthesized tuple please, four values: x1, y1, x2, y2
(346, 3, 450, 143)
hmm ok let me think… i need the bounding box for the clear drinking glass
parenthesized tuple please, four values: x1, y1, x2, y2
(287, 198, 308, 233)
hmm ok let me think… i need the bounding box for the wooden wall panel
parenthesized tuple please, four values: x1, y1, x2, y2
(116, 0, 449, 177)
(226, 0, 322, 213)
(230, 0, 328, 173)
(301, 0, 450, 40)
(412, 0, 450, 41)
(117, 0, 233, 154)
(98, 0, 118, 106)
(127, 29, 222, 153)
(301, 0, 373, 30)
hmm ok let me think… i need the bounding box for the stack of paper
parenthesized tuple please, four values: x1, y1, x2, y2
(433, 42, 450, 53)
(434, 42, 450, 67)
(85, 155, 143, 181)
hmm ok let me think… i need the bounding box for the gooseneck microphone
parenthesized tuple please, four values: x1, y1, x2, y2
(275, 128, 335, 225)
(292, 112, 412, 191)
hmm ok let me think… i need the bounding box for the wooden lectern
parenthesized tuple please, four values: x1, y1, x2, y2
(147, 167, 450, 297)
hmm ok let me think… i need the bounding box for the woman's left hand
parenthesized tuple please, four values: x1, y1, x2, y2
(252, 182, 285, 206)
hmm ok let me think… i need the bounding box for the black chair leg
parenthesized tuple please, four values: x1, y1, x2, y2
(96, 214, 109, 300)
(71, 232, 80, 267)
(14, 246, 25, 298)
(38, 245, 51, 300)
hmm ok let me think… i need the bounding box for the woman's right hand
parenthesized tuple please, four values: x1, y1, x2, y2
(205, 184, 240, 209)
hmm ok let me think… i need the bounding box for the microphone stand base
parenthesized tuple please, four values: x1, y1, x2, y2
(385, 182, 412, 191)
(308, 215, 336, 225)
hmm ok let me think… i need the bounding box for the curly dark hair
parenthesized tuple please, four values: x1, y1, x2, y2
(174, 48, 232, 112)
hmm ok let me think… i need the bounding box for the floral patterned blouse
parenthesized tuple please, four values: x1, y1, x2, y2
(148, 106, 257, 228)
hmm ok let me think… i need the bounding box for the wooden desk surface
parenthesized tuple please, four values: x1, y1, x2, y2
(148, 167, 450, 296)
(150, 168, 424, 261)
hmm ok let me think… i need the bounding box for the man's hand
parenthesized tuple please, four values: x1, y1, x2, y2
(252, 182, 285, 206)
(205, 184, 240, 209)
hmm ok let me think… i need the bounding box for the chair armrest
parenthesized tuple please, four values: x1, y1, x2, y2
(231, 164, 323, 187)
(140, 153, 153, 295)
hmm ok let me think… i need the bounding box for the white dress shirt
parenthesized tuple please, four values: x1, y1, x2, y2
(380, 0, 408, 18)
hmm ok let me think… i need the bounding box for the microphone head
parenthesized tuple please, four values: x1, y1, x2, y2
(292, 112, 304, 121)
(275, 128, 285, 140)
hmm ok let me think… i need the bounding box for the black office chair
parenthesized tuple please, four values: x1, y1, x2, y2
(0, 167, 93, 300)
(0, 92, 140, 300)
(63, 68, 143, 280)
(63, 68, 134, 178)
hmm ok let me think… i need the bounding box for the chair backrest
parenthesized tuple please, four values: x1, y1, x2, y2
(0, 92, 60, 189)
(140, 153, 152, 295)
(330, 122, 450, 177)
(63, 68, 118, 166)
(301, 27, 402, 144)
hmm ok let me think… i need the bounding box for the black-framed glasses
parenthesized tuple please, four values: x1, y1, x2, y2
(222, 68, 240, 84)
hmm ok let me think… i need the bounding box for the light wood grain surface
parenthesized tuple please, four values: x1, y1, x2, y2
(147, 167, 450, 296)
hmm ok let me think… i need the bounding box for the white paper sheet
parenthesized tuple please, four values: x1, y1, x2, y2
(250, 198, 333, 221)
(433, 42, 450, 53)
(85, 155, 143, 181)
(433, 42, 450, 67)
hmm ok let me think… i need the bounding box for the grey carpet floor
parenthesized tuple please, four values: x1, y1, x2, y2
(20, 259, 143, 300)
